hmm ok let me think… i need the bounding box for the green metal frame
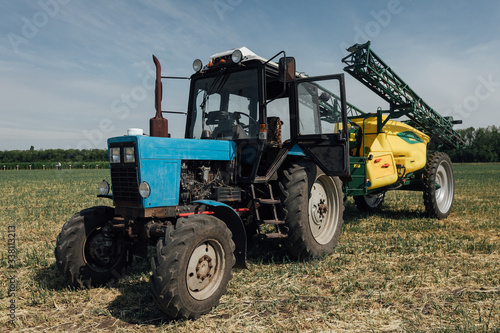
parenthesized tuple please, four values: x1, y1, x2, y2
(342, 41, 465, 150)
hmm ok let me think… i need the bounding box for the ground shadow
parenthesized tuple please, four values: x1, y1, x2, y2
(33, 263, 73, 291)
(106, 275, 173, 326)
(33, 258, 175, 326)
(245, 233, 308, 266)
(343, 201, 428, 223)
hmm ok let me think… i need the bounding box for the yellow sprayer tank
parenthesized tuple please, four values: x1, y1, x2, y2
(351, 116, 430, 190)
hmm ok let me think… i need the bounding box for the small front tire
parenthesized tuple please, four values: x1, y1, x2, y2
(150, 215, 236, 320)
(54, 206, 131, 287)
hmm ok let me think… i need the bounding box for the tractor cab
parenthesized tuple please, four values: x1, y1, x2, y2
(182, 47, 350, 181)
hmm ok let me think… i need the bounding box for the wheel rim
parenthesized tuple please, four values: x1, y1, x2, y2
(84, 227, 123, 273)
(308, 175, 340, 245)
(186, 240, 225, 300)
(435, 159, 454, 213)
(364, 193, 384, 208)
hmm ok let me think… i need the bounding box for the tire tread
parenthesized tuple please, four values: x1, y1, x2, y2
(150, 215, 235, 319)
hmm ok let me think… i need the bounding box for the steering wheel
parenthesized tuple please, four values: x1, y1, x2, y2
(206, 110, 231, 125)
(233, 112, 258, 135)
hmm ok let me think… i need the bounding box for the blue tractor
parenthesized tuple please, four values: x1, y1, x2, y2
(54, 47, 351, 319)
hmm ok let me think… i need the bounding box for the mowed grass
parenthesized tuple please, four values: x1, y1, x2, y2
(0, 164, 499, 332)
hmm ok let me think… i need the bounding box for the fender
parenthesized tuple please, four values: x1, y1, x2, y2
(192, 200, 247, 269)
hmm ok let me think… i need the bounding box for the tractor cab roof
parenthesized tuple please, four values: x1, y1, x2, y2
(193, 47, 279, 73)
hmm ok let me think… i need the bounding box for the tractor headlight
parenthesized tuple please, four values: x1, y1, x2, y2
(110, 147, 121, 163)
(193, 59, 203, 72)
(124, 146, 135, 163)
(139, 181, 151, 198)
(231, 49, 243, 63)
(99, 180, 110, 195)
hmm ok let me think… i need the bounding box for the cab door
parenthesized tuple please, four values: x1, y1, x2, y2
(290, 74, 350, 177)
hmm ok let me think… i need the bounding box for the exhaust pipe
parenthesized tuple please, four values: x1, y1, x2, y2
(150, 55, 170, 137)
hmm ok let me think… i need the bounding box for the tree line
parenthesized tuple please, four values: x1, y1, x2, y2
(0, 147, 108, 170)
(445, 126, 500, 163)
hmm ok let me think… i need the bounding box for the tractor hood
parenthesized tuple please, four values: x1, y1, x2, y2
(107, 135, 236, 208)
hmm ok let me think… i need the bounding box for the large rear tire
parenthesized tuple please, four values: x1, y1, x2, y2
(54, 206, 131, 287)
(423, 152, 455, 219)
(279, 161, 344, 259)
(150, 215, 235, 320)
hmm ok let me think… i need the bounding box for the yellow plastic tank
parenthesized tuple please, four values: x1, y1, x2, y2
(351, 116, 429, 190)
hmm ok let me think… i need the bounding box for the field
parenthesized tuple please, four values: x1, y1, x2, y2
(1, 164, 499, 332)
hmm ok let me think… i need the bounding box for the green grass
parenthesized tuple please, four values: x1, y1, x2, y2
(0, 165, 499, 332)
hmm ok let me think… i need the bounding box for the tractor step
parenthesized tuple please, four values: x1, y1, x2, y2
(262, 232, 288, 239)
(251, 184, 287, 238)
(258, 198, 281, 205)
(259, 219, 285, 225)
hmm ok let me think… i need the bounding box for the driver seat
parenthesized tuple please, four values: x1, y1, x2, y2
(267, 117, 283, 144)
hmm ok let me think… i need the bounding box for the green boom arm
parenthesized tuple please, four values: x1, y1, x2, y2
(342, 41, 465, 150)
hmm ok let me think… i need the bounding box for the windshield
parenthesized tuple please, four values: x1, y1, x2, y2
(188, 69, 260, 140)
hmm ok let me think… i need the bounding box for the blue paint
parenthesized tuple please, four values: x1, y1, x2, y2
(107, 136, 236, 207)
(140, 159, 181, 207)
(138, 137, 235, 160)
(108, 136, 236, 161)
(288, 144, 306, 156)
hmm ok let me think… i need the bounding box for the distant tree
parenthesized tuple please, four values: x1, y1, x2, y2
(446, 126, 500, 162)
(0, 148, 108, 164)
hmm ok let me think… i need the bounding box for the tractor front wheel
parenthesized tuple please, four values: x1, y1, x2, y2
(150, 215, 235, 320)
(423, 152, 455, 219)
(54, 206, 131, 287)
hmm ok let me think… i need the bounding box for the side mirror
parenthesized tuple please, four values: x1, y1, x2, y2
(319, 91, 331, 103)
(278, 57, 296, 82)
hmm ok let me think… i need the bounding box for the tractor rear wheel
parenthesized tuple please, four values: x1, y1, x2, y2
(54, 206, 131, 287)
(353, 192, 385, 212)
(423, 152, 455, 219)
(150, 215, 235, 320)
(279, 161, 344, 259)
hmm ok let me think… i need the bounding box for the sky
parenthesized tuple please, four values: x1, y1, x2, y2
(1, 0, 499, 150)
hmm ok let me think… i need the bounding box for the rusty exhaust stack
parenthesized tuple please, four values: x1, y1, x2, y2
(150, 55, 170, 137)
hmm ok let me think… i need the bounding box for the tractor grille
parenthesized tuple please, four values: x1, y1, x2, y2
(111, 166, 140, 206)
